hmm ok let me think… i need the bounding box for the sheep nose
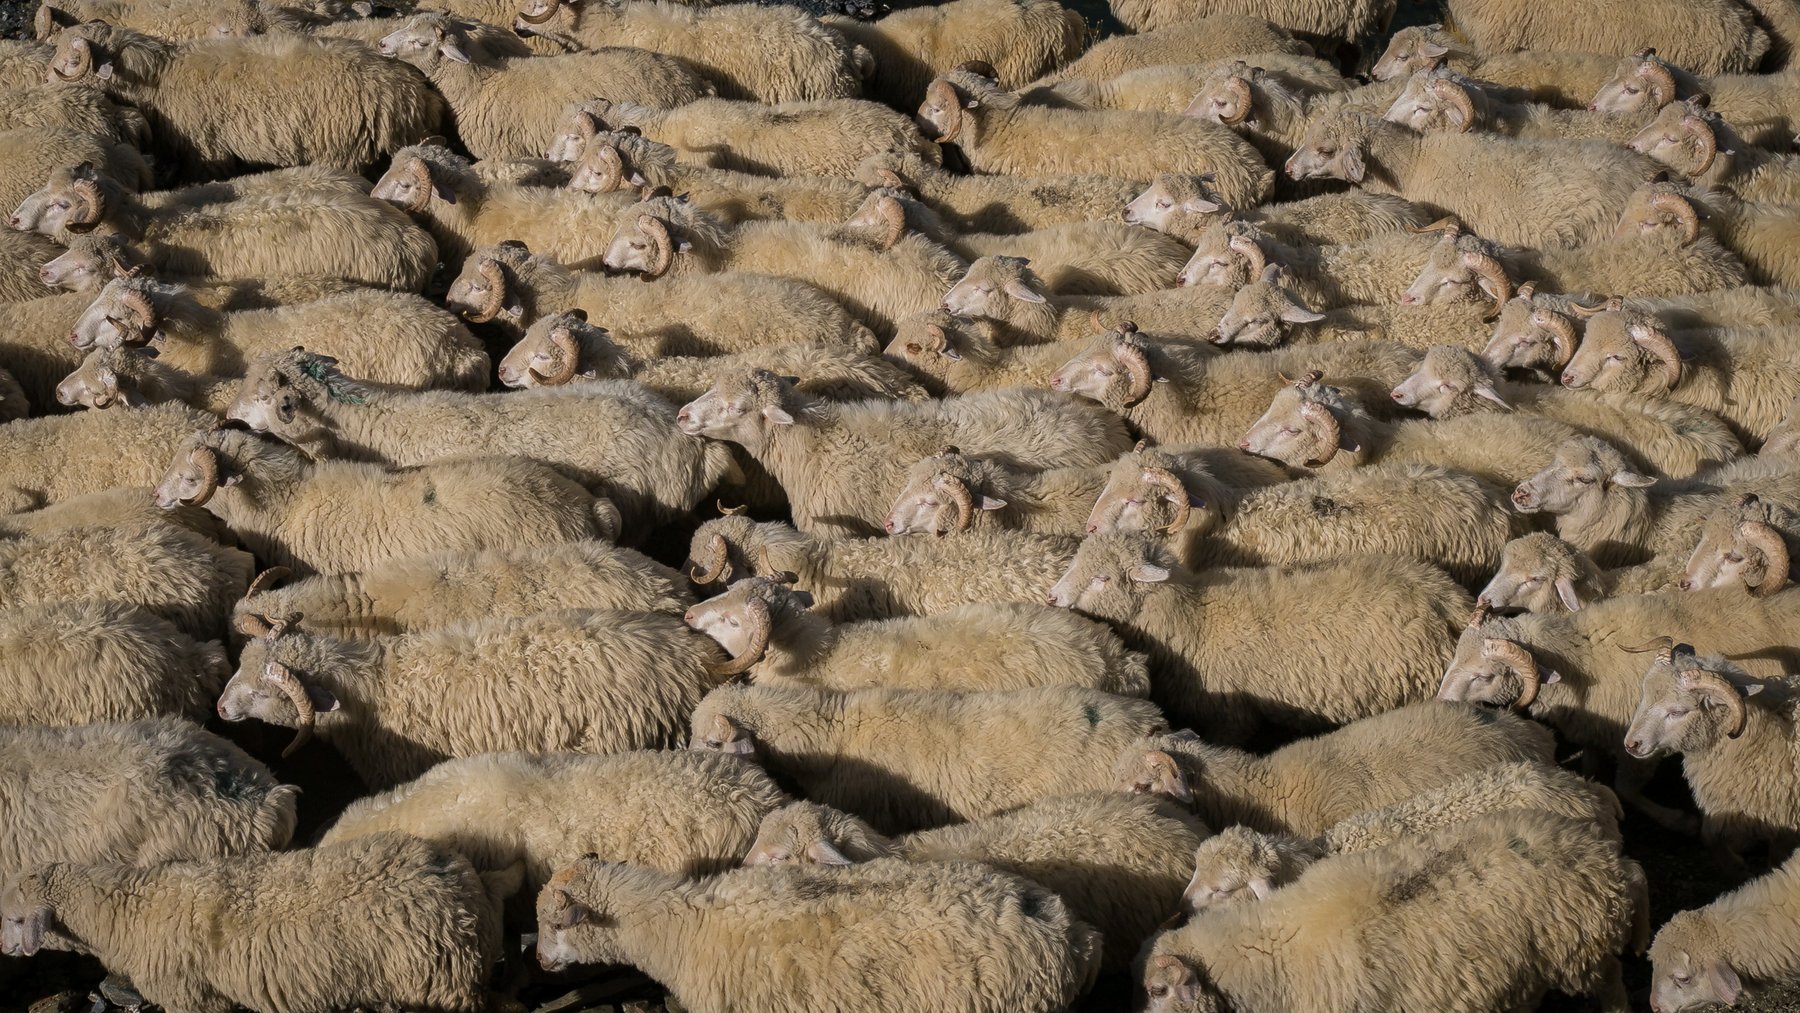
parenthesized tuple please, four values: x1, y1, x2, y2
(1559, 372, 1578, 387)
(1236, 439, 1251, 451)
(882, 518, 895, 533)
(1389, 388, 1404, 401)
(1399, 293, 1418, 305)
(1679, 578, 1693, 591)
(676, 408, 690, 422)
(37, 267, 53, 284)
(6, 215, 21, 230)
(682, 609, 695, 624)
(1176, 274, 1190, 286)
(1587, 103, 1598, 112)
(1048, 375, 1065, 390)
(1510, 487, 1532, 507)
(1085, 523, 1098, 533)
(1045, 594, 1059, 606)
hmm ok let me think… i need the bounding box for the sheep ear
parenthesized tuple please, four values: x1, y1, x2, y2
(439, 40, 471, 63)
(1417, 39, 1450, 59)
(304, 684, 340, 712)
(978, 495, 1007, 510)
(95, 60, 114, 80)
(761, 405, 794, 425)
(1182, 197, 1221, 214)
(1247, 876, 1273, 900)
(1704, 960, 1742, 1005)
(1128, 562, 1170, 583)
(1341, 146, 1366, 183)
(1003, 278, 1047, 304)
(1473, 383, 1511, 410)
(1278, 300, 1325, 324)
(431, 176, 457, 204)
(805, 840, 853, 866)
(1540, 668, 1563, 684)
(1554, 575, 1583, 612)
(1610, 470, 1655, 488)
(548, 889, 594, 929)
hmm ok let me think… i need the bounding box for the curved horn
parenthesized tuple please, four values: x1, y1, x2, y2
(1639, 58, 1678, 107)
(1647, 190, 1700, 244)
(638, 214, 674, 279)
(1218, 73, 1253, 125)
(528, 320, 581, 385)
(1139, 466, 1190, 535)
(262, 660, 316, 758)
(516, 0, 558, 25)
(1463, 249, 1512, 319)
(690, 533, 731, 584)
(1466, 599, 1493, 629)
(183, 446, 220, 507)
(51, 36, 94, 80)
(1739, 520, 1790, 597)
(1301, 402, 1341, 467)
(1225, 232, 1266, 276)
(403, 157, 435, 214)
(1680, 668, 1748, 739)
(581, 143, 626, 193)
(247, 566, 290, 595)
(1682, 114, 1718, 176)
(718, 500, 748, 516)
(754, 544, 776, 577)
(1535, 309, 1578, 369)
(1482, 638, 1542, 710)
(705, 595, 770, 677)
(1428, 75, 1476, 131)
(1631, 322, 1684, 391)
(1622, 635, 1676, 666)
(64, 177, 105, 234)
(932, 472, 974, 533)
(1114, 340, 1153, 404)
(1405, 215, 1462, 235)
(464, 258, 506, 323)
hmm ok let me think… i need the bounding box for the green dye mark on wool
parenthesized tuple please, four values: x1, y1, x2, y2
(422, 485, 437, 505)
(1084, 705, 1100, 727)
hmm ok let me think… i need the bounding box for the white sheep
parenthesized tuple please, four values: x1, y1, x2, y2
(0, 401, 213, 513)
(823, 0, 1083, 107)
(0, 601, 228, 727)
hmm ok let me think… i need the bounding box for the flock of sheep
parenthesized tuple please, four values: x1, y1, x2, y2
(3, 0, 1800, 1009)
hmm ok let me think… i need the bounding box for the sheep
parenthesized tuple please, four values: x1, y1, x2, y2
(1624, 641, 1800, 855)
(1285, 108, 1658, 247)
(41, 22, 446, 176)
(1479, 532, 1641, 613)
(0, 601, 229, 727)
(35, 230, 372, 306)
(375, 14, 708, 162)
(500, 310, 922, 403)
(0, 718, 297, 877)
(0, 402, 214, 512)
(675, 368, 1131, 536)
(1383, 66, 1648, 143)
(12, 162, 438, 291)
(1113, 0, 1389, 41)
(513, 0, 862, 102)
(0, 833, 506, 1013)
(1650, 850, 1800, 1013)
(0, 229, 63, 303)
(1047, 533, 1470, 742)
(602, 195, 963, 337)
(1178, 218, 1446, 306)
(880, 443, 1118, 537)
(1085, 442, 1519, 582)
(1041, 15, 1308, 82)
(1682, 493, 1798, 596)
(0, 127, 149, 225)
(881, 311, 1098, 394)
(0, 82, 142, 149)
(225, 348, 733, 529)
(1445, 0, 1769, 74)
(1029, 54, 1349, 115)
(1318, 760, 1625, 853)
(0, 290, 113, 410)
(1392, 342, 1744, 479)
(936, 215, 1194, 298)
(1122, 171, 1432, 246)
(1559, 304, 1800, 444)
(683, 574, 1150, 695)
(1178, 825, 1326, 914)
(36, 0, 328, 43)
(1141, 811, 1644, 1013)
(689, 681, 1164, 831)
(1590, 49, 1800, 148)
(578, 95, 939, 179)
(320, 750, 785, 916)
(856, 151, 1142, 233)
(0, 486, 226, 544)
(1629, 99, 1800, 205)
(1370, 24, 1660, 107)
(1241, 368, 1593, 487)
(536, 856, 1100, 1013)
(57, 345, 241, 414)
(742, 792, 1203, 970)
(153, 426, 622, 575)
(70, 275, 489, 391)
(443, 240, 878, 357)
(1180, 60, 1371, 167)
(820, 0, 1083, 107)
(1115, 701, 1553, 838)
(1213, 269, 1499, 357)
(232, 540, 691, 642)
(684, 515, 1081, 622)
(917, 71, 1274, 210)
(0, 518, 252, 640)
(1614, 178, 1800, 290)
(939, 255, 1237, 344)
(222, 609, 722, 785)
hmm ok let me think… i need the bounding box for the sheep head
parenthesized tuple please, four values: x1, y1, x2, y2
(226, 347, 360, 444)
(1285, 109, 1374, 183)
(1510, 436, 1654, 524)
(1111, 743, 1194, 804)
(499, 310, 615, 388)
(1559, 307, 1683, 394)
(1624, 641, 1757, 759)
(1614, 181, 1703, 246)
(0, 874, 59, 958)
(217, 626, 340, 758)
(10, 161, 111, 237)
(1088, 444, 1213, 538)
(1369, 24, 1454, 82)
(55, 346, 154, 410)
(1482, 288, 1579, 374)
(377, 13, 474, 69)
(444, 243, 528, 324)
(1239, 370, 1356, 469)
(1046, 533, 1172, 620)
(683, 514, 776, 589)
(1628, 100, 1721, 179)
(1178, 218, 1267, 290)
(916, 75, 980, 145)
(882, 311, 996, 386)
(688, 710, 757, 757)
(1391, 344, 1511, 418)
(1590, 50, 1685, 118)
(884, 447, 1006, 536)
(1183, 61, 1258, 127)
(677, 368, 803, 447)
(1384, 67, 1479, 133)
(1048, 323, 1162, 410)
(1479, 533, 1598, 614)
(1437, 605, 1560, 710)
(1123, 173, 1226, 236)
(1400, 226, 1511, 316)
(683, 576, 815, 677)
(1214, 265, 1324, 347)
(601, 206, 693, 278)
(1682, 494, 1794, 597)
(940, 255, 1047, 320)
(567, 137, 651, 195)
(742, 803, 870, 867)
(370, 150, 458, 214)
(37, 232, 145, 293)
(1182, 827, 1318, 914)
(44, 26, 116, 84)
(1143, 955, 1221, 1013)
(1650, 920, 1745, 1013)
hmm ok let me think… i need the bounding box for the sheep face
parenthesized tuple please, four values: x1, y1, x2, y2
(1510, 437, 1654, 518)
(1123, 175, 1225, 235)
(1479, 534, 1590, 613)
(916, 77, 973, 145)
(1181, 828, 1284, 914)
(601, 212, 688, 277)
(1559, 311, 1681, 394)
(376, 14, 472, 70)
(1650, 922, 1744, 1013)
(1182, 63, 1256, 128)
(687, 710, 758, 758)
(684, 577, 811, 670)
(1483, 296, 1577, 374)
(37, 234, 140, 292)
(1401, 233, 1511, 312)
(1682, 497, 1792, 596)
(1177, 221, 1259, 290)
(685, 517, 760, 590)
(567, 139, 652, 196)
(1112, 746, 1193, 805)
(1369, 25, 1453, 83)
(536, 861, 626, 970)
(226, 357, 325, 443)
(885, 451, 1004, 536)
(941, 257, 1046, 320)
(1214, 270, 1322, 348)
(154, 438, 223, 509)
(1142, 954, 1222, 1013)
(742, 804, 859, 867)
(1624, 648, 1755, 759)
(443, 249, 521, 325)
(370, 154, 455, 215)
(1391, 345, 1510, 418)
(1046, 534, 1171, 619)
(1239, 378, 1344, 469)
(55, 350, 130, 410)
(1590, 54, 1680, 119)
(1628, 102, 1718, 179)
(1087, 455, 1214, 538)
(0, 877, 55, 958)
(1614, 183, 1703, 245)
(1436, 622, 1557, 710)
(1383, 69, 1476, 134)
(1284, 111, 1371, 183)
(68, 278, 163, 350)
(44, 29, 116, 86)
(676, 370, 798, 445)
(543, 104, 611, 163)
(217, 634, 340, 758)
(498, 312, 615, 389)
(883, 313, 986, 383)
(10, 162, 112, 237)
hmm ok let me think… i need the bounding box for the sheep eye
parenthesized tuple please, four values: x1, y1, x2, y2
(1155, 200, 1170, 209)
(1574, 475, 1596, 485)
(727, 617, 739, 628)
(1624, 86, 1639, 95)
(1520, 577, 1541, 587)
(1725, 552, 1744, 563)
(1149, 985, 1169, 999)
(1674, 972, 1692, 985)
(1667, 708, 1689, 718)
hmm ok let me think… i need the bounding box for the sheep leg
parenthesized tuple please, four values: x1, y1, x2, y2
(1591, 956, 1630, 1013)
(1612, 757, 1699, 835)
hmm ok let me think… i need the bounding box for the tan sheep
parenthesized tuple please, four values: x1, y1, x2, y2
(0, 402, 213, 512)
(684, 574, 1150, 695)
(1443, 0, 1770, 74)
(1178, 218, 1444, 306)
(1681, 493, 1798, 597)
(881, 311, 1096, 394)
(1048, 533, 1470, 743)
(1615, 178, 1800, 290)
(1397, 219, 1748, 304)
(1213, 265, 1496, 353)
(1122, 171, 1430, 247)
(1318, 760, 1625, 853)
(0, 229, 63, 304)
(1590, 49, 1800, 148)
(0, 126, 149, 229)
(1650, 849, 1800, 1013)
(35, 230, 369, 306)
(857, 151, 1142, 233)
(0, 601, 228, 726)
(1628, 99, 1800, 205)
(1031, 54, 1348, 115)
(1042, 16, 1307, 82)
(939, 255, 1238, 344)
(57, 344, 240, 414)
(822, 0, 1083, 107)
(1383, 66, 1647, 143)
(1480, 532, 1619, 613)
(1369, 24, 1651, 107)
